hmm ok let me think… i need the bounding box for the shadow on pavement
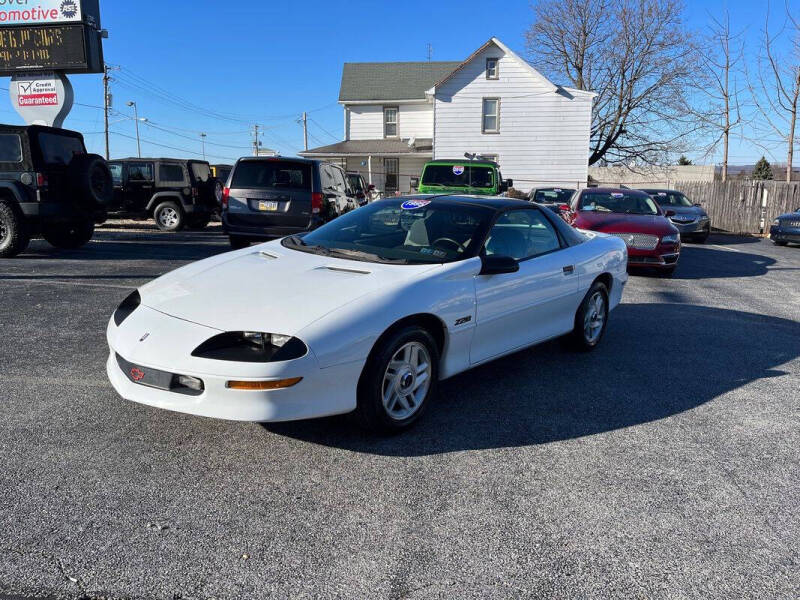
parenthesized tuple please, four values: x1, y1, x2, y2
(671, 246, 777, 280)
(264, 303, 799, 456)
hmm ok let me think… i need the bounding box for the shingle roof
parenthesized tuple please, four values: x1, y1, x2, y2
(339, 62, 461, 102)
(299, 138, 433, 157)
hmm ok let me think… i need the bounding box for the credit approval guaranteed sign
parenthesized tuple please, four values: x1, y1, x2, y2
(0, 0, 82, 25)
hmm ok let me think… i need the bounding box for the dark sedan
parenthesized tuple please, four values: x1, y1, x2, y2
(639, 189, 711, 243)
(529, 187, 576, 217)
(770, 209, 800, 246)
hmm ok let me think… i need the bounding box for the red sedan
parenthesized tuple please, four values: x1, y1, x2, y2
(566, 188, 681, 275)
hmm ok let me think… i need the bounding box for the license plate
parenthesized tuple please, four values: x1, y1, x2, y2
(258, 201, 279, 212)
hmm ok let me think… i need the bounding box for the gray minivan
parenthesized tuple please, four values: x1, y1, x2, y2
(221, 157, 356, 249)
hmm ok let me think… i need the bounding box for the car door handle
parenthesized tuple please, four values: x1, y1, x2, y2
(563, 265, 575, 274)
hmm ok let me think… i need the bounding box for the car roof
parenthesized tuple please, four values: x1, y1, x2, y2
(638, 188, 679, 194)
(238, 156, 318, 164)
(113, 157, 208, 163)
(425, 159, 499, 168)
(582, 187, 650, 195)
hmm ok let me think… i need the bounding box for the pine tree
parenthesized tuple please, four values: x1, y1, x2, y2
(752, 156, 773, 180)
(677, 155, 693, 166)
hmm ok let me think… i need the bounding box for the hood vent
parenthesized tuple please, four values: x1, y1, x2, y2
(258, 251, 279, 260)
(318, 266, 371, 275)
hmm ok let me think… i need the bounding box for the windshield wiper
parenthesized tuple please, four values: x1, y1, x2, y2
(327, 248, 407, 264)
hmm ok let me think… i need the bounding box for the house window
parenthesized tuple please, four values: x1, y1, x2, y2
(482, 98, 500, 134)
(384, 107, 398, 138)
(384, 158, 399, 194)
(486, 58, 499, 80)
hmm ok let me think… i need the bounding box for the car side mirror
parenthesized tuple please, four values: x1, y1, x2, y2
(505, 179, 513, 188)
(664, 209, 676, 217)
(693, 203, 702, 207)
(558, 204, 571, 213)
(480, 254, 519, 275)
(368, 184, 375, 191)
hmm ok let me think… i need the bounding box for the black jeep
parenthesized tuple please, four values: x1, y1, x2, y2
(107, 158, 217, 231)
(0, 124, 113, 258)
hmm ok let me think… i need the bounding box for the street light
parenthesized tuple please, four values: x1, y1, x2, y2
(200, 133, 207, 161)
(127, 101, 141, 158)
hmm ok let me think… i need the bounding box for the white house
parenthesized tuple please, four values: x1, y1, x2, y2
(299, 37, 594, 194)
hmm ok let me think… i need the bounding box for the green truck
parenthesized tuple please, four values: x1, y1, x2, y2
(417, 159, 513, 196)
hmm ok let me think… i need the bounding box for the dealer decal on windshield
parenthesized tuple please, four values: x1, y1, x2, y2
(611, 193, 625, 198)
(401, 199, 432, 210)
(452, 165, 465, 176)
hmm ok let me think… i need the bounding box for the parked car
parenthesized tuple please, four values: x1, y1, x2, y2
(107, 196, 628, 433)
(639, 188, 711, 243)
(418, 159, 513, 196)
(529, 187, 576, 217)
(770, 208, 800, 246)
(346, 171, 373, 206)
(222, 157, 357, 249)
(566, 188, 681, 275)
(210, 164, 233, 207)
(0, 124, 113, 258)
(107, 158, 217, 232)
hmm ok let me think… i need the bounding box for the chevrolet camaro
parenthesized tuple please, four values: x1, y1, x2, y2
(107, 196, 628, 432)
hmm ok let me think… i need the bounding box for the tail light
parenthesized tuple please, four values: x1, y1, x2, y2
(191, 187, 198, 198)
(311, 192, 323, 214)
(222, 187, 230, 210)
(36, 173, 47, 188)
(558, 204, 570, 213)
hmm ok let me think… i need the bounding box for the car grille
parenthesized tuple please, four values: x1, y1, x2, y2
(782, 219, 800, 228)
(609, 233, 660, 250)
(670, 215, 697, 224)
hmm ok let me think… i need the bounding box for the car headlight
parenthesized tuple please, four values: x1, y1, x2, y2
(114, 290, 141, 326)
(661, 234, 680, 244)
(191, 331, 307, 363)
(773, 219, 781, 226)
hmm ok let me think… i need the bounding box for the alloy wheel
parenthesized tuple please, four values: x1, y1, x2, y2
(159, 207, 179, 228)
(382, 341, 432, 421)
(584, 292, 606, 344)
(0, 216, 7, 243)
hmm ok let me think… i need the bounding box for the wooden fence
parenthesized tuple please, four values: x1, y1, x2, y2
(672, 181, 800, 234)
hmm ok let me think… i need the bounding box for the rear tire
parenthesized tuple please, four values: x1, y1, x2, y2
(354, 326, 439, 434)
(69, 154, 114, 207)
(693, 227, 710, 243)
(42, 219, 95, 249)
(0, 201, 30, 258)
(773, 240, 788, 247)
(568, 282, 609, 352)
(154, 201, 185, 232)
(187, 214, 211, 230)
(229, 235, 250, 249)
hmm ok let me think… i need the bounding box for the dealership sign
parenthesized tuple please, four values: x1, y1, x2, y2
(10, 71, 74, 127)
(0, 0, 82, 25)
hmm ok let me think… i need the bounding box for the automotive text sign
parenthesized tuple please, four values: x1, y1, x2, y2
(0, 0, 82, 25)
(17, 79, 58, 106)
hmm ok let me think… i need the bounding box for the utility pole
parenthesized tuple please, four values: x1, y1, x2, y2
(200, 132, 207, 161)
(127, 101, 141, 158)
(252, 124, 259, 156)
(302, 112, 308, 152)
(103, 65, 110, 159)
(427, 43, 433, 62)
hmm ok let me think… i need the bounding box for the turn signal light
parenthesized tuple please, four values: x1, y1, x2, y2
(226, 377, 303, 391)
(311, 192, 323, 214)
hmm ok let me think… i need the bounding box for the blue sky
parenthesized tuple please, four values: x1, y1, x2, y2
(4, 0, 796, 166)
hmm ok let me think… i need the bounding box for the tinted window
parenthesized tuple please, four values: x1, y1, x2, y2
(128, 163, 154, 181)
(284, 199, 495, 264)
(159, 164, 186, 184)
(108, 163, 123, 184)
(216, 166, 231, 181)
(37, 133, 84, 166)
(0, 134, 22, 162)
(347, 174, 365, 193)
(646, 191, 693, 207)
(579, 191, 659, 215)
(421, 165, 494, 189)
(191, 162, 211, 183)
(231, 161, 312, 190)
(485, 209, 561, 260)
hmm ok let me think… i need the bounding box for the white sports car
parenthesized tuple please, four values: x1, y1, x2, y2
(107, 196, 628, 432)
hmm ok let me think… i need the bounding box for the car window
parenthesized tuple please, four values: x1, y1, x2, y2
(159, 164, 186, 184)
(191, 162, 211, 183)
(648, 191, 693, 207)
(485, 209, 561, 261)
(532, 188, 575, 204)
(231, 161, 312, 190)
(128, 163, 154, 182)
(0, 134, 22, 162)
(579, 191, 659, 215)
(347, 174, 365, 193)
(108, 163, 123, 184)
(332, 167, 348, 194)
(421, 164, 495, 189)
(37, 132, 84, 166)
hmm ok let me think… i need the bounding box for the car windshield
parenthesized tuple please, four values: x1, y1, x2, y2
(532, 189, 575, 204)
(232, 160, 312, 190)
(646, 191, 694, 207)
(281, 199, 495, 264)
(579, 191, 660, 215)
(421, 165, 494, 189)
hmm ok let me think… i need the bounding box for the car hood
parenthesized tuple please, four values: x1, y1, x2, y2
(777, 211, 800, 220)
(139, 242, 439, 335)
(575, 211, 678, 235)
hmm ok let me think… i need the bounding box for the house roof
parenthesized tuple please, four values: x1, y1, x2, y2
(299, 138, 433, 157)
(339, 62, 460, 102)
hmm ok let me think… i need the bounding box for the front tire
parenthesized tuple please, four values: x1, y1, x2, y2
(187, 214, 211, 230)
(42, 219, 95, 249)
(154, 201, 185, 232)
(0, 201, 30, 258)
(773, 239, 788, 247)
(568, 282, 609, 352)
(355, 326, 439, 433)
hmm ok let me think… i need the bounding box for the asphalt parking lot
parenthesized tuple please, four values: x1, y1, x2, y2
(0, 225, 798, 600)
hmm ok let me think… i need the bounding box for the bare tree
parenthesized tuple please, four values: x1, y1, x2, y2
(691, 11, 745, 181)
(749, 3, 800, 182)
(525, 0, 700, 166)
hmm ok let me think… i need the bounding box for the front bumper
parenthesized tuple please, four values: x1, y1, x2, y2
(627, 244, 681, 268)
(669, 217, 710, 235)
(770, 226, 800, 243)
(106, 309, 362, 422)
